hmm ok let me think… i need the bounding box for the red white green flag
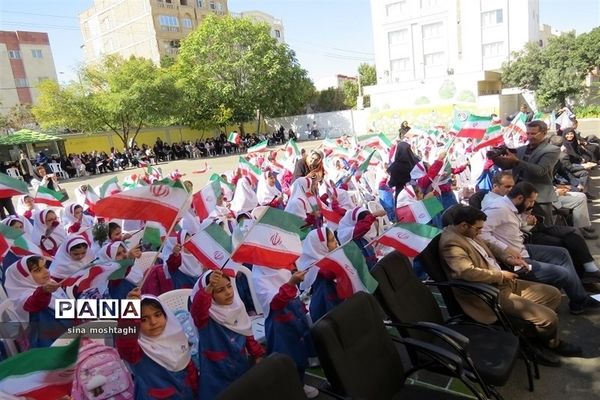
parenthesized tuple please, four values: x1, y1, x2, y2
(231, 207, 304, 269)
(94, 178, 190, 229)
(316, 196, 343, 228)
(61, 263, 121, 297)
(96, 176, 121, 198)
(184, 223, 241, 270)
(456, 114, 492, 139)
(192, 180, 221, 220)
(0, 337, 80, 400)
(247, 140, 268, 154)
(34, 186, 67, 207)
(0, 172, 29, 198)
(228, 131, 241, 144)
(395, 197, 443, 224)
(0, 223, 44, 258)
(357, 149, 376, 173)
(209, 173, 235, 201)
(315, 241, 378, 299)
(284, 139, 300, 160)
(373, 223, 441, 257)
(473, 125, 504, 152)
(322, 138, 338, 148)
(238, 156, 262, 184)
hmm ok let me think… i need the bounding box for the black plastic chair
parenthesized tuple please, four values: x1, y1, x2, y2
(217, 353, 306, 400)
(415, 235, 540, 392)
(311, 291, 489, 400)
(372, 250, 522, 399)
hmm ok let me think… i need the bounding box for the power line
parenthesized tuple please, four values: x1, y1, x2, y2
(0, 10, 79, 19)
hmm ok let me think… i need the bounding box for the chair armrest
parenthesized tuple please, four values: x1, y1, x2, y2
(385, 320, 470, 349)
(391, 336, 464, 376)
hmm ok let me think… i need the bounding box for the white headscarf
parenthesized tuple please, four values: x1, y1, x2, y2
(138, 295, 192, 372)
(16, 194, 38, 218)
(49, 235, 94, 279)
(230, 177, 258, 213)
(297, 227, 331, 291)
(284, 177, 313, 219)
(191, 270, 252, 336)
(252, 265, 292, 317)
(62, 203, 94, 234)
(2, 215, 34, 237)
(337, 206, 368, 244)
(31, 209, 67, 256)
(256, 171, 281, 206)
(5, 255, 68, 321)
(97, 241, 145, 286)
(161, 229, 204, 278)
(180, 208, 201, 235)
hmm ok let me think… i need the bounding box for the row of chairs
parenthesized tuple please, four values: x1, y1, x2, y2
(5, 162, 70, 180)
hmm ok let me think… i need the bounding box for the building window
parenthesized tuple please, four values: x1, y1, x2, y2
(38, 77, 49, 82)
(209, 1, 216, 10)
(15, 78, 29, 87)
(424, 51, 444, 66)
(482, 41, 504, 57)
(422, 22, 443, 39)
(391, 58, 410, 71)
(275, 29, 281, 38)
(159, 15, 179, 26)
(196, 0, 203, 6)
(216, 2, 223, 11)
(482, 9, 503, 27)
(31, 49, 43, 58)
(420, 0, 441, 8)
(388, 29, 408, 45)
(183, 18, 193, 28)
(386, 1, 406, 17)
(8, 50, 21, 59)
(180, 0, 188, 5)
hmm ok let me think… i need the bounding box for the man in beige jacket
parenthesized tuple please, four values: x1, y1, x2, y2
(440, 205, 582, 366)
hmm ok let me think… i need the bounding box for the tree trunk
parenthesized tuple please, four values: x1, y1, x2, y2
(239, 123, 245, 135)
(256, 110, 261, 135)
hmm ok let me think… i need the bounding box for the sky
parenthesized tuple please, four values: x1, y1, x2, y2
(0, 0, 598, 86)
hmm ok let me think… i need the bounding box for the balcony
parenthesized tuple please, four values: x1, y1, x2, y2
(160, 26, 180, 32)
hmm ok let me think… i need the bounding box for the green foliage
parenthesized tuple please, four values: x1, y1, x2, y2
(502, 28, 600, 109)
(314, 87, 347, 112)
(174, 15, 314, 128)
(415, 96, 430, 105)
(342, 63, 376, 108)
(574, 104, 600, 118)
(456, 90, 476, 102)
(438, 80, 456, 99)
(33, 55, 179, 149)
(1, 103, 37, 130)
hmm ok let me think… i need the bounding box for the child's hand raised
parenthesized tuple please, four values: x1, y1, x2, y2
(172, 244, 182, 256)
(127, 287, 141, 300)
(43, 280, 61, 293)
(288, 270, 307, 286)
(128, 244, 142, 259)
(206, 270, 223, 293)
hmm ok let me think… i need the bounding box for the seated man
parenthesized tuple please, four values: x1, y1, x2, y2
(440, 205, 581, 365)
(481, 181, 600, 315)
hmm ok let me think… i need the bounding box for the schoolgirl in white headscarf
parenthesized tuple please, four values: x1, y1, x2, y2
(161, 229, 204, 289)
(48, 234, 94, 280)
(4, 255, 72, 347)
(62, 203, 95, 235)
(31, 209, 67, 257)
(1, 214, 34, 237)
(256, 170, 282, 207)
(284, 176, 314, 219)
(230, 176, 258, 213)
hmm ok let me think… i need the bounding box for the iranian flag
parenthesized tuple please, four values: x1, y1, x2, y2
(192, 180, 221, 220)
(357, 149, 376, 173)
(34, 186, 66, 207)
(322, 138, 340, 149)
(238, 157, 262, 184)
(356, 134, 380, 148)
(373, 223, 441, 257)
(395, 197, 443, 224)
(96, 176, 121, 198)
(284, 139, 300, 160)
(184, 223, 240, 270)
(61, 263, 121, 297)
(316, 196, 343, 228)
(0, 223, 44, 257)
(472, 125, 504, 152)
(141, 223, 162, 251)
(94, 178, 190, 229)
(0, 337, 80, 400)
(315, 241, 378, 299)
(231, 207, 304, 269)
(508, 112, 528, 136)
(247, 140, 268, 154)
(456, 114, 492, 139)
(209, 173, 235, 201)
(0, 172, 29, 197)
(228, 131, 241, 144)
(330, 147, 354, 159)
(410, 162, 427, 180)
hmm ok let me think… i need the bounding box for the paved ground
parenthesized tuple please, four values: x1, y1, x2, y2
(16, 138, 600, 399)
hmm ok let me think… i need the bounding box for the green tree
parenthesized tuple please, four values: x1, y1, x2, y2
(502, 31, 597, 109)
(1, 104, 37, 130)
(174, 15, 314, 131)
(314, 87, 347, 112)
(343, 63, 376, 108)
(33, 55, 179, 150)
(438, 80, 457, 99)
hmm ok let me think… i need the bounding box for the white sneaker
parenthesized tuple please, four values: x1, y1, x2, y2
(303, 384, 319, 399)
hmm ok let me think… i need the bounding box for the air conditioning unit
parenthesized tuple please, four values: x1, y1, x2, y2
(170, 40, 181, 48)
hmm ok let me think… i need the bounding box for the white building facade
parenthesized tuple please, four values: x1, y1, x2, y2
(366, 0, 541, 113)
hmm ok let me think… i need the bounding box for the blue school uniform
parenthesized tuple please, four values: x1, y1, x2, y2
(29, 308, 74, 348)
(265, 288, 315, 377)
(108, 278, 137, 300)
(354, 237, 377, 270)
(170, 270, 197, 290)
(309, 274, 341, 323)
(197, 319, 251, 399)
(130, 353, 195, 400)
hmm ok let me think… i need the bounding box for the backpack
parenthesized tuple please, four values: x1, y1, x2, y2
(72, 340, 134, 400)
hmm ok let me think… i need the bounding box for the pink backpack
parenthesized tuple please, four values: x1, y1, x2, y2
(72, 340, 134, 400)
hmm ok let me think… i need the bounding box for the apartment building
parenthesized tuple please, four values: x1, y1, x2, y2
(80, 0, 284, 65)
(365, 0, 541, 112)
(0, 31, 58, 114)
